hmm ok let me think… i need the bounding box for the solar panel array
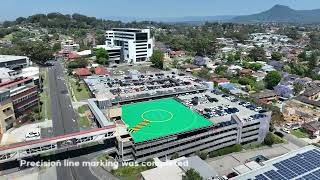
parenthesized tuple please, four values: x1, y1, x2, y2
(254, 149, 320, 180)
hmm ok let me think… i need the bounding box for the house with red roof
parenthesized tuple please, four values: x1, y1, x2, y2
(75, 68, 91, 77)
(95, 67, 108, 75)
(68, 52, 80, 60)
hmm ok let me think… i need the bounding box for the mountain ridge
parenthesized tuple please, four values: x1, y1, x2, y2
(233, 4, 320, 23)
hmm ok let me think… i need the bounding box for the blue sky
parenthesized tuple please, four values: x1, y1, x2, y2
(1, 0, 320, 21)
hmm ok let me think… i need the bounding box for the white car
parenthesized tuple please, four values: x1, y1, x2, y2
(254, 107, 262, 112)
(281, 127, 291, 134)
(243, 102, 251, 107)
(25, 132, 40, 139)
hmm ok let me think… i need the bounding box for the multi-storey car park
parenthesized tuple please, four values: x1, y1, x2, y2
(85, 70, 272, 163)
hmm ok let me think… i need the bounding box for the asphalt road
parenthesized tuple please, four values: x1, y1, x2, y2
(48, 62, 79, 136)
(275, 126, 309, 147)
(48, 62, 100, 180)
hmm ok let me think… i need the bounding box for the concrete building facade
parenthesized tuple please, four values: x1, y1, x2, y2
(0, 89, 16, 134)
(105, 28, 154, 64)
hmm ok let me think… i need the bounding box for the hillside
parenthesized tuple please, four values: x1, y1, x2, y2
(233, 5, 320, 23)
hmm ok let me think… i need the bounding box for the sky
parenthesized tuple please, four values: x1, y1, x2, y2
(1, 0, 320, 21)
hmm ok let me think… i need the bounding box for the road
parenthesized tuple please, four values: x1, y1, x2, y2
(48, 61, 79, 136)
(275, 126, 309, 147)
(48, 62, 99, 180)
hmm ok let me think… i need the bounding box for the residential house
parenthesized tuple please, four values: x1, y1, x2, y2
(302, 120, 320, 136)
(75, 68, 92, 77)
(301, 86, 320, 101)
(253, 90, 279, 104)
(240, 69, 253, 76)
(95, 67, 108, 75)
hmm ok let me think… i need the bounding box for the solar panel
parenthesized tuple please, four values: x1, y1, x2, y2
(264, 170, 287, 180)
(255, 174, 269, 180)
(312, 169, 320, 177)
(289, 156, 316, 171)
(274, 163, 297, 179)
(300, 151, 320, 167)
(313, 149, 320, 155)
(301, 173, 319, 180)
(280, 159, 308, 175)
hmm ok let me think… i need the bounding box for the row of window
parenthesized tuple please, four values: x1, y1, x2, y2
(13, 92, 37, 104)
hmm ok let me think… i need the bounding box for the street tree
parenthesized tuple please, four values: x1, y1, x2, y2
(150, 49, 164, 69)
(182, 169, 202, 180)
(95, 48, 109, 65)
(264, 71, 281, 89)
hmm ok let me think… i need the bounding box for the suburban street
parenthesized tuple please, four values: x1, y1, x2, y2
(48, 61, 99, 180)
(48, 61, 79, 136)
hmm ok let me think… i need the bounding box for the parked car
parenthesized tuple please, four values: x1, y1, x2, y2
(274, 131, 284, 138)
(25, 131, 40, 139)
(281, 127, 291, 134)
(254, 107, 262, 112)
(310, 135, 318, 139)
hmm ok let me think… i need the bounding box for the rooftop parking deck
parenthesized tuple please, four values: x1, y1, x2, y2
(177, 90, 268, 124)
(84, 72, 207, 101)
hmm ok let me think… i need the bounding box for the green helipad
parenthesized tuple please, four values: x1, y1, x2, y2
(121, 98, 214, 143)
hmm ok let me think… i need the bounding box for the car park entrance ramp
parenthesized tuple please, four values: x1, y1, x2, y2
(121, 98, 214, 143)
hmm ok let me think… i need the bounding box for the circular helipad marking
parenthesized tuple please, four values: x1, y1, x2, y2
(141, 109, 174, 123)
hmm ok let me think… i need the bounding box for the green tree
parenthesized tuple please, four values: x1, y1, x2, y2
(150, 49, 164, 69)
(95, 48, 109, 65)
(298, 51, 307, 61)
(271, 51, 282, 61)
(264, 71, 281, 89)
(182, 169, 201, 180)
(264, 132, 275, 146)
(67, 58, 88, 69)
(52, 42, 61, 52)
(195, 150, 208, 160)
(249, 47, 266, 61)
(197, 68, 211, 80)
(20, 41, 53, 64)
(171, 153, 179, 160)
(215, 65, 228, 76)
(293, 83, 304, 96)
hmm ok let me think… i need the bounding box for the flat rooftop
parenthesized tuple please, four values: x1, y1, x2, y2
(233, 145, 320, 180)
(178, 91, 261, 124)
(121, 98, 213, 143)
(84, 71, 207, 102)
(0, 55, 27, 63)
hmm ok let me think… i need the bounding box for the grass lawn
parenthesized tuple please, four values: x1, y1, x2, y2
(291, 129, 309, 138)
(97, 153, 109, 162)
(67, 76, 91, 101)
(3, 33, 13, 41)
(39, 68, 51, 120)
(272, 133, 285, 144)
(78, 105, 89, 114)
(79, 116, 92, 128)
(111, 166, 151, 180)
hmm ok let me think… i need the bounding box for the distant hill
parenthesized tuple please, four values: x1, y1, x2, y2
(233, 5, 320, 23)
(106, 15, 235, 23)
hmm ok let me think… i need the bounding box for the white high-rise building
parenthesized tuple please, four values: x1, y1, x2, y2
(105, 28, 154, 64)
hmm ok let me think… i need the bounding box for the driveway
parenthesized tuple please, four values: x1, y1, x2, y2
(0, 120, 52, 145)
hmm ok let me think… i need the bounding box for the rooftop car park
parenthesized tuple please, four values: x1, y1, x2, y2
(177, 90, 267, 124)
(84, 72, 208, 104)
